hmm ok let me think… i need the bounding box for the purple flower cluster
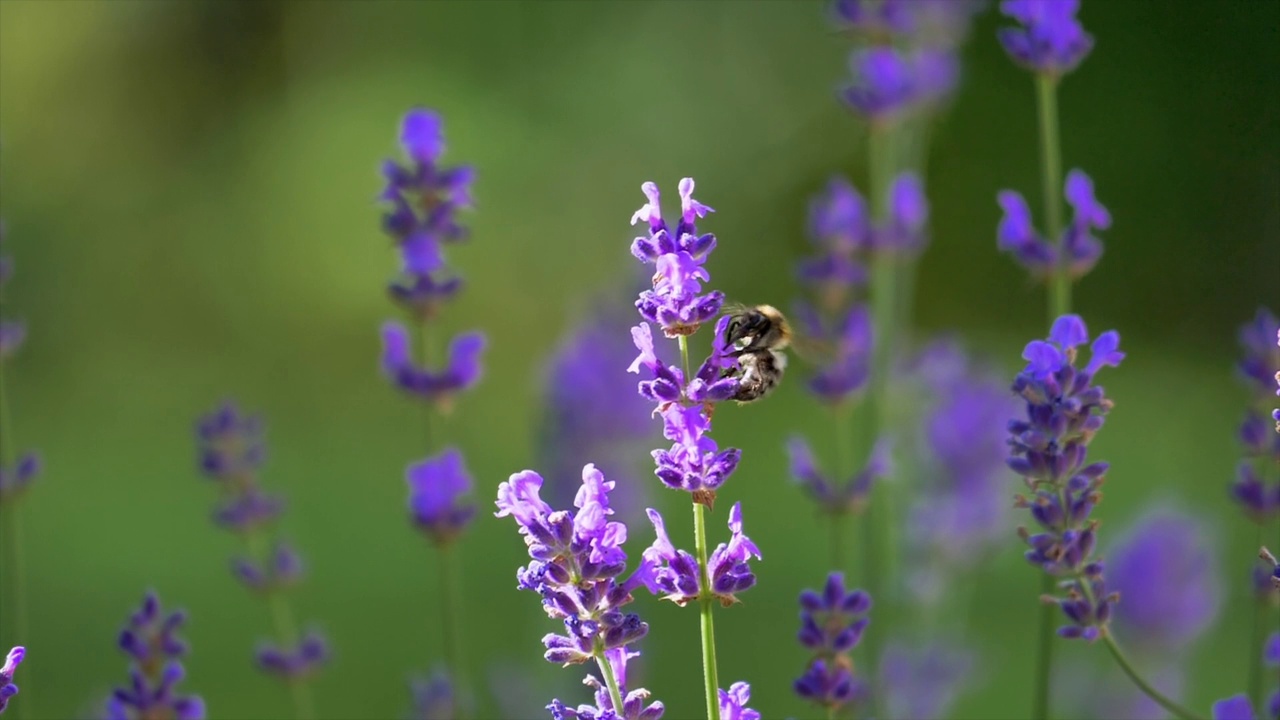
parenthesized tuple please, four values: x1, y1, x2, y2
(998, 169, 1110, 281)
(194, 402, 328, 682)
(0, 647, 23, 715)
(904, 341, 1017, 602)
(641, 501, 761, 607)
(406, 448, 476, 546)
(793, 572, 872, 712)
(1007, 314, 1124, 641)
(105, 593, 205, 720)
(630, 179, 722, 337)
(378, 109, 487, 408)
(842, 46, 959, 122)
(495, 465, 663, 718)
(1233, 309, 1280, 520)
(998, 0, 1094, 77)
(787, 435, 889, 516)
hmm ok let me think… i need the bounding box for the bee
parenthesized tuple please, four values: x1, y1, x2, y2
(721, 304, 791, 403)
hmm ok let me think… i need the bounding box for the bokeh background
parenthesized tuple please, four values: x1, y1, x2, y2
(1, 1, 1278, 718)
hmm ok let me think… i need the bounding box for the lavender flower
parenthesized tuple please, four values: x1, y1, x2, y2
(1008, 314, 1123, 640)
(380, 109, 474, 320)
(997, 0, 1094, 77)
(797, 303, 874, 404)
(881, 641, 973, 720)
(547, 648, 664, 720)
(794, 572, 871, 712)
(381, 323, 486, 408)
(1233, 309, 1280, 521)
(1209, 631, 1280, 720)
(630, 179, 722, 337)
(0, 453, 40, 505)
(409, 670, 462, 720)
(193, 402, 327, 691)
(717, 682, 760, 720)
(832, 0, 984, 49)
(495, 465, 661, 715)
(1106, 510, 1220, 651)
(0, 647, 23, 715)
(842, 47, 960, 122)
(105, 593, 204, 720)
(998, 169, 1110, 281)
(1212, 695, 1256, 720)
(407, 448, 476, 545)
(787, 435, 889, 515)
(539, 303, 657, 523)
(641, 502, 761, 607)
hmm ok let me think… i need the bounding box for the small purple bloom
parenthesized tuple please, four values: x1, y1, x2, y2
(409, 670, 459, 720)
(256, 631, 329, 682)
(718, 682, 760, 720)
(795, 573, 872, 713)
(231, 541, 303, 594)
(211, 488, 285, 533)
(0, 452, 40, 505)
(547, 648, 665, 720)
(998, 169, 1109, 280)
(832, 0, 983, 49)
(642, 502, 759, 607)
(196, 401, 266, 481)
(997, 0, 1094, 76)
(407, 447, 476, 545)
(801, 303, 875, 404)
(788, 434, 889, 514)
(380, 322, 487, 408)
(630, 179, 723, 337)
(0, 647, 24, 715)
(108, 594, 204, 720)
(881, 640, 973, 720)
(1212, 695, 1256, 720)
(842, 48, 961, 122)
(1107, 510, 1220, 650)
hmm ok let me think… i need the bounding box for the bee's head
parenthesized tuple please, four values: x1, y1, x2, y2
(724, 304, 791, 352)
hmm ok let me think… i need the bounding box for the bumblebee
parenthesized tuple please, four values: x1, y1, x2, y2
(722, 304, 791, 403)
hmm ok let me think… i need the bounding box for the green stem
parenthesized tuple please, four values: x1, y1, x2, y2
(246, 530, 316, 720)
(438, 543, 465, 682)
(1100, 635, 1207, 720)
(1035, 74, 1068, 322)
(596, 649, 627, 717)
(693, 500, 721, 720)
(1248, 523, 1267, 712)
(0, 359, 30, 720)
(830, 405, 853, 573)
(1031, 574, 1056, 720)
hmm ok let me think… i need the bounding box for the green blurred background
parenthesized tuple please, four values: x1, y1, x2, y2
(0, 1, 1277, 718)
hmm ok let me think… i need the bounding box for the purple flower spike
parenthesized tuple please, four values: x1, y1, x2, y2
(997, 0, 1094, 77)
(0, 647, 24, 715)
(630, 179, 723, 337)
(1212, 695, 1256, 720)
(109, 595, 204, 720)
(380, 108, 475, 320)
(998, 170, 1108, 280)
(407, 447, 476, 545)
(718, 682, 761, 720)
(381, 322, 487, 408)
(0, 452, 41, 505)
(794, 572, 872, 714)
(256, 631, 329, 682)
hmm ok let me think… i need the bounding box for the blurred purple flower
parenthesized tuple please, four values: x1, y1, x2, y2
(407, 448, 476, 545)
(256, 631, 329, 682)
(630, 179, 722, 337)
(842, 47, 961, 122)
(380, 322, 486, 409)
(1008, 314, 1123, 640)
(408, 670, 458, 720)
(380, 109, 475, 319)
(1212, 695, 1256, 720)
(794, 572, 871, 713)
(1233, 309, 1280, 521)
(832, 0, 984, 49)
(997, 0, 1094, 76)
(998, 169, 1109, 281)
(881, 640, 973, 720)
(1107, 510, 1220, 651)
(788, 434, 889, 515)
(196, 401, 266, 482)
(0, 225, 26, 361)
(0, 647, 23, 715)
(231, 541, 303, 594)
(106, 594, 204, 720)
(0, 452, 40, 506)
(798, 303, 875, 405)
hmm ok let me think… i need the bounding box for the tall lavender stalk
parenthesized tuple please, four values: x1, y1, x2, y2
(377, 108, 484, 709)
(1007, 315, 1203, 720)
(995, 3, 1103, 714)
(195, 403, 326, 719)
(0, 223, 40, 720)
(1231, 309, 1280, 711)
(104, 592, 205, 720)
(626, 179, 761, 720)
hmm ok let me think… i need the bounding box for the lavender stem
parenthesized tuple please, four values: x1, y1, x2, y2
(830, 405, 852, 572)
(1100, 634, 1206, 720)
(438, 543, 465, 687)
(246, 529, 315, 720)
(594, 647, 627, 715)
